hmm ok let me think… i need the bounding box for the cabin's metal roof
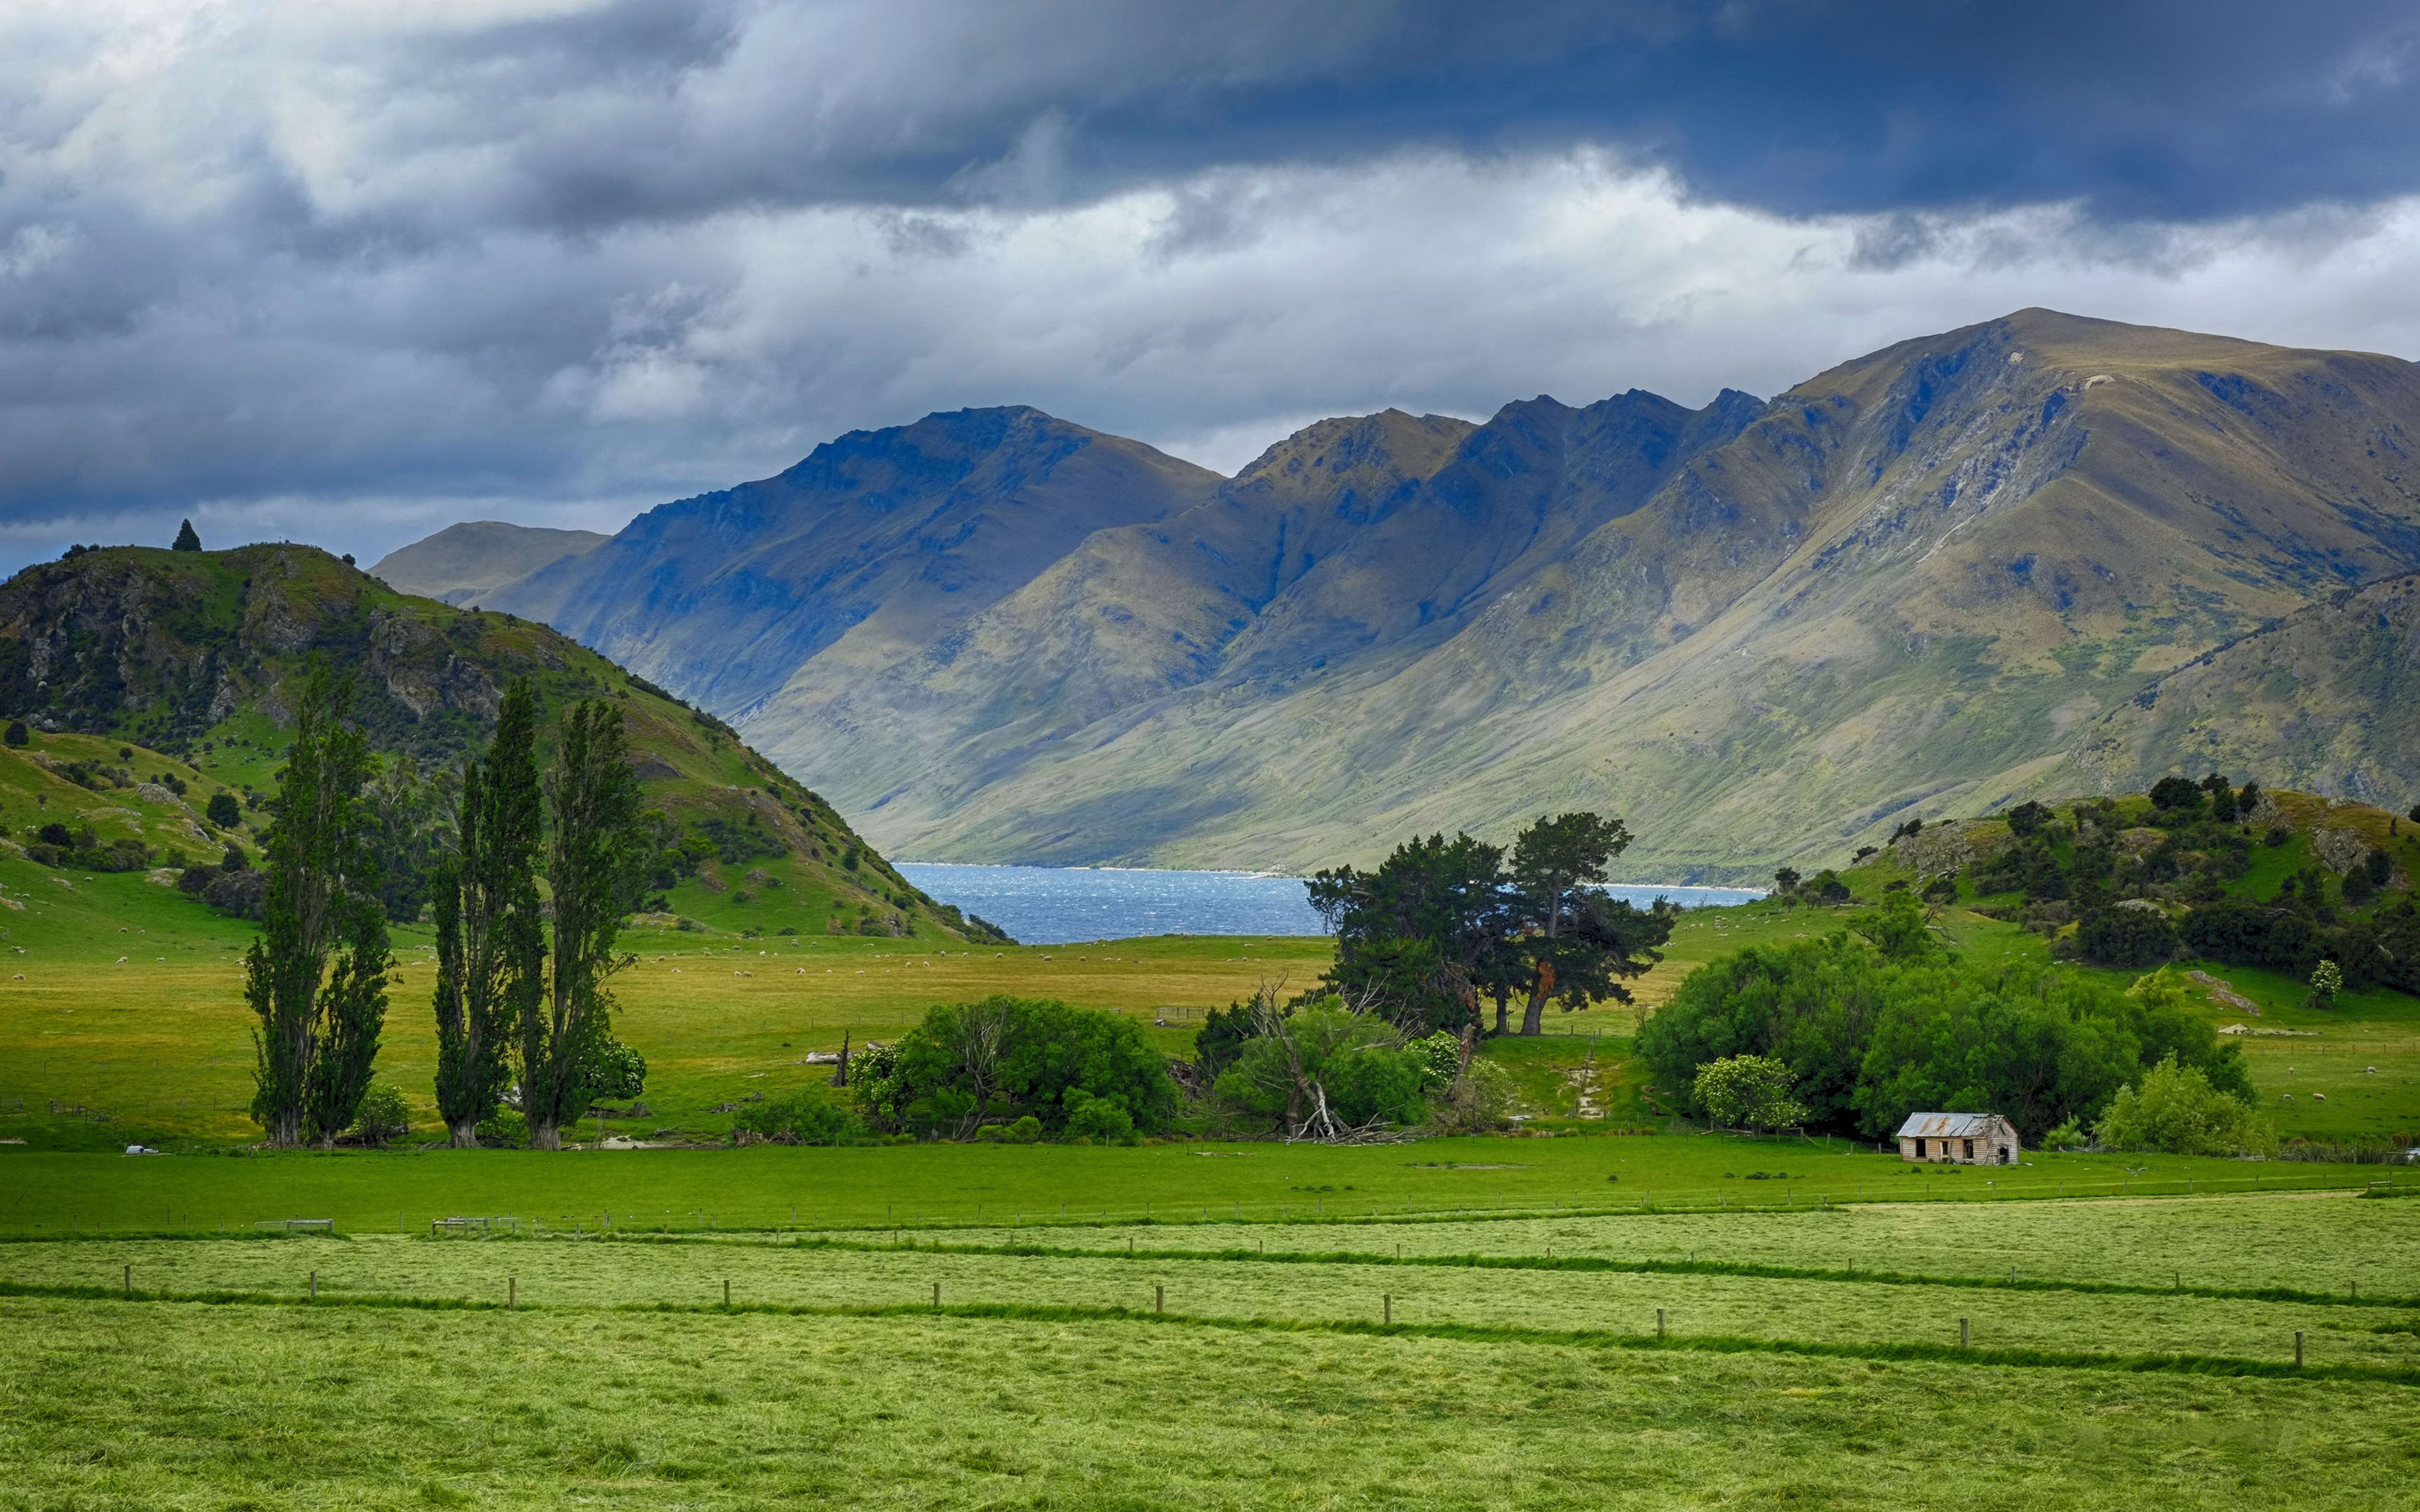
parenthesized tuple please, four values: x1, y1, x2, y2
(1894, 1112, 2006, 1138)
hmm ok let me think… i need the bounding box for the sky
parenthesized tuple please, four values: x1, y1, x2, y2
(5, 0, 2420, 571)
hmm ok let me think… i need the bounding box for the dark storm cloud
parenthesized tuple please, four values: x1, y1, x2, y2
(2, 0, 2419, 570)
(277, 0, 2420, 234)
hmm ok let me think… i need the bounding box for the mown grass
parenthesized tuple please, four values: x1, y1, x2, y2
(8, 1227, 2417, 1370)
(6, 1293, 2417, 1510)
(0, 1135, 2390, 1237)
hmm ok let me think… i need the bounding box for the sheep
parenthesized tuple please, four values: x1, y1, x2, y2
(2313, 1092, 2328, 1102)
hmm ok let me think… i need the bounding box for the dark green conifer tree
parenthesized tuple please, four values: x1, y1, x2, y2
(244, 664, 391, 1148)
(521, 699, 648, 1150)
(171, 519, 201, 551)
(434, 680, 544, 1147)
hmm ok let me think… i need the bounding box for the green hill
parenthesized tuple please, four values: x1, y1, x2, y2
(0, 542, 1003, 944)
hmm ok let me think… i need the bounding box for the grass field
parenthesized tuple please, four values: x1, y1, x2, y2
(12, 810, 2420, 1504)
(7, 1190, 2420, 1508)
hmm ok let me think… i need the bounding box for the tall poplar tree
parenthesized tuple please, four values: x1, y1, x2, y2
(433, 679, 545, 1147)
(246, 664, 391, 1148)
(521, 699, 648, 1150)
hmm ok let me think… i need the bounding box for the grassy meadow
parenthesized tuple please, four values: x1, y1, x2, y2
(10, 773, 2420, 1506)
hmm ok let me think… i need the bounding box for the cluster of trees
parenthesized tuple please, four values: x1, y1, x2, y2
(844, 995, 1175, 1142)
(1307, 813, 1676, 1055)
(1635, 893, 2254, 1144)
(1960, 777, 2418, 995)
(244, 668, 654, 1150)
(1196, 992, 1494, 1139)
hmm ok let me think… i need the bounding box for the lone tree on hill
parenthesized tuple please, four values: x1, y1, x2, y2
(519, 699, 650, 1150)
(432, 679, 545, 1147)
(171, 519, 202, 552)
(245, 663, 391, 1148)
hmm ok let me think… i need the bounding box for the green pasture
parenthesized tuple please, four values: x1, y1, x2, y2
(0, 1137, 2387, 1237)
(10, 1293, 2412, 1511)
(10, 1227, 2417, 1368)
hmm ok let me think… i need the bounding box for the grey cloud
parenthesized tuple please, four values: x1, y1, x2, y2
(4, 2, 2420, 573)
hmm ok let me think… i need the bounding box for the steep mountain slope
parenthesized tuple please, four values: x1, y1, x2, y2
(434, 309, 2420, 880)
(739, 391, 1766, 852)
(800, 311, 2420, 877)
(369, 522, 609, 605)
(2059, 570, 2420, 811)
(482, 406, 1222, 716)
(0, 544, 996, 941)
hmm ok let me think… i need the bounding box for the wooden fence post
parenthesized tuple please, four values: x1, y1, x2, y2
(309, 1271, 318, 1301)
(933, 1281, 941, 1309)
(509, 1277, 517, 1310)
(1959, 1318, 1969, 1349)
(1657, 1308, 1666, 1338)
(1383, 1294, 1392, 1325)
(723, 1280, 730, 1307)
(1155, 1285, 1164, 1314)
(2295, 1331, 2304, 1368)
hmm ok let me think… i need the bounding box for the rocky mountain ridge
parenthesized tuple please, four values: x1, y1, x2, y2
(430, 309, 2420, 879)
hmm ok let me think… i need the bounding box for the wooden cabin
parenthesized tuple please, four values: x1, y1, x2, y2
(1894, 1111, 2021, 1165)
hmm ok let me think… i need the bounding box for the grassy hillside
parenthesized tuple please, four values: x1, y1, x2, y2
(0, 542, 1000, 946)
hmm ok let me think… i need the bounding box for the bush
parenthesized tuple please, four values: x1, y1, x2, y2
(1410, 1031, 1461, 1086)
(1436, 1058, 1515, 1132)
(1063, 1090, 1136, 1143)
(37, 822, 71, 849)
(349, 1083, 411, 1147)
(1213, 1004, 1429, 1132)
(203, 868, 269, 920)
(476, 1110, 528, 1148)
(2095, 1054, 2274, 1156)
(2040, 1116, 2088, 1152)
(851, 997, 1177, 1138)
(581, 1038, 647, 1102)
(205, 792, 241, 828)
(1693, 1054, 1806, 1132)
(3, 721, 25, 747)
(731, 1093, 860, 1145)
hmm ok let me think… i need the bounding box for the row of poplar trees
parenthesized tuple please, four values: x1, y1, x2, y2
(248, 668, 649, 1150)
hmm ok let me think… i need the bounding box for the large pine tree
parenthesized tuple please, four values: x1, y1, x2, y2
(520, 699, 648, 1150)
(433, 679, 545, 1147)
(245, 663, 391, 1148)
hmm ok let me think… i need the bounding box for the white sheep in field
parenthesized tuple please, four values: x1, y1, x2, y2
(2313, 1092, 2328, 1102)
(115, 956, 127, 964)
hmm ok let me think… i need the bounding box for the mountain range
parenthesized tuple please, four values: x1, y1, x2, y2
(380, 309, 2420, 881)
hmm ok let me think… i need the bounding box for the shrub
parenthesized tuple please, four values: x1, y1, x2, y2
(581, 1039, 647, 1102)
(2040, 1116, 2088, 1152)
(1063, 1091, 1136, 1144)
(851, 997, 1177, 1139)
(476, 1109, 528, 1147)
(2095, 1054, 2274, 1157)
(37, 822, 71, 849)
(2307, 959, 2342, 1009)
(205, 792, 241, 828)
(2005, 800, 2053, 838)
(349, 1083, 411, 1147)
(731, 1093, 860, 1145)
(1213, 1004, 1429, 1132)
(1436, 1058, 1515, 1132)
(1693, 1054, 1806, 1133)
(3, 721, 24, 747)
(1410, 1031, 1461, 1086)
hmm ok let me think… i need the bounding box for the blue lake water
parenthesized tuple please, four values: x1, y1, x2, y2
(896, 862, 1763, 946)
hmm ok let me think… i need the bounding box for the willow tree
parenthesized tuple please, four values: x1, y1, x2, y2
(246, 665, 391, 1148)
(519, 699, 648, 1150)
(433, 679, 545, 1147)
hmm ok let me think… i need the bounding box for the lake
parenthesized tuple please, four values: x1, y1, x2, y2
(894, 862, 1763, 946)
